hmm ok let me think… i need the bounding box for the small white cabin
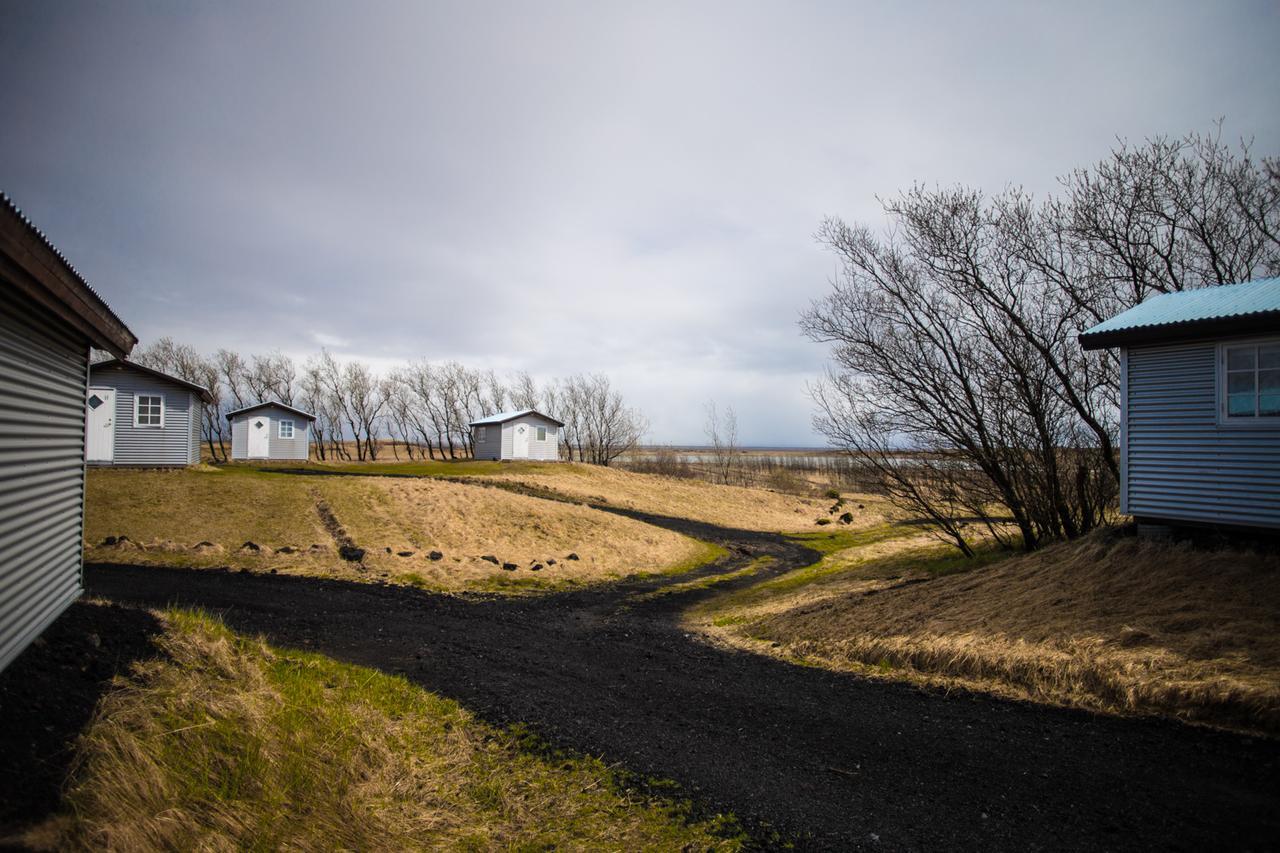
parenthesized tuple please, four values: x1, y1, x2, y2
(1080, 277, 1280, 532)
(87, 359, 212, 467)
(227, 402, 316, 461)
(470, 409, 563, 461)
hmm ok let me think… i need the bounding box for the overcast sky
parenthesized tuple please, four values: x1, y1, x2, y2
(3, 1, 1277, 445)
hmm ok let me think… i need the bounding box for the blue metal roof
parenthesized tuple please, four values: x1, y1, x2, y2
(469, 408, 564, 427)
(1080, 277, 1280, 349)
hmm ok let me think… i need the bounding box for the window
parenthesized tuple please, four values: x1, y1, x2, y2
(134, 394, 163, 427)
(478, 426, 487, 441)
(279, 419, 295, 439)
(1222, 340, 1280, 420)
(536, 426, 547, 441)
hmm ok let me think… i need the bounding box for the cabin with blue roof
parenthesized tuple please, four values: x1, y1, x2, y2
(1080, 277, 1280, 532)
(469, 409, 564, 461)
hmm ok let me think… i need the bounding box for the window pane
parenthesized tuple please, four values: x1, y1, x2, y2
(1260, 370, 1280, 394)
(1228, 393, 1256, 416)
(1260, 344, 1280, 370)
(1260, 394, 1280, 416)
(1228, 372, 1256, 394)
(1226, 347, 1256, 371)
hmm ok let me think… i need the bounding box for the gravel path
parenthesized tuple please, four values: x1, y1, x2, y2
(86, 510, 1280, 851)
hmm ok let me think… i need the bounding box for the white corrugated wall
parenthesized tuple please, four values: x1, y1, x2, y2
(0, 288, 91, 670)
(1126, 341, 1280, 528)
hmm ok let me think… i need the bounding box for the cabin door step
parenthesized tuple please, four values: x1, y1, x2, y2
(85, 388, 116, 462)
(248, 416, 271, 458)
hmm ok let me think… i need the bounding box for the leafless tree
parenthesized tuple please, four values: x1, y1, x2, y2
(805, 127, 1279, 554)
(704, 400, 740, 485)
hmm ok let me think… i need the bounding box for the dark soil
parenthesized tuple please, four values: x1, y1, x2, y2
(0, 601, 161, 839)
(79, 511, 1280, 851)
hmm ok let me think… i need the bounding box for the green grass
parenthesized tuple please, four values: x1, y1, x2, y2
(53, 609, 743, 850)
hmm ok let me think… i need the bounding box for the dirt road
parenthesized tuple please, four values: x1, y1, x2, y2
(86, 510, 1279, 850)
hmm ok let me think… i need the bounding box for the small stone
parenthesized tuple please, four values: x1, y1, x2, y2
(546, 558, 556, 565)
(385, 547, 393, 554)
(338, 545, 365, 562)
(269, 568, 278, 574)
(566, 553, 579, 561)
(531, 564, 543, 571)
(397, 550, 415, 557)
(481, 555, 499, 565)
(275, 545, 298, 554)
(502, 562, 518, 571)
(101, 536, 117, 546)
(428, 551, 443, 561)
(240, 541, 261, 552)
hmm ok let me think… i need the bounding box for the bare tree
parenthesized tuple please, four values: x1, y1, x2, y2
(704, 400, 740, 485)
(805, 127, 1279, 554)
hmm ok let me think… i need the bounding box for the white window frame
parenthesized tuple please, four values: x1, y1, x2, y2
(477, 425, 487, 441)
(536, 426, 547, 441)
(278, 419, 295, 439)
(1216, 337, 1280, 427)
(134, 394, 164, 428)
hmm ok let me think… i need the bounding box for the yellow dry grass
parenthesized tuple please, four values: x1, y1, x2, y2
(706, 529, 1280, 735)
(478, 463, 883, 532)
(84, 468, 707, 592)
(32, 610, 739, 851)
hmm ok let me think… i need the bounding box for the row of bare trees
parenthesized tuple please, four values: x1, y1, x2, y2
(125, 343, 647, 465)
(804, 127, 1280, 555)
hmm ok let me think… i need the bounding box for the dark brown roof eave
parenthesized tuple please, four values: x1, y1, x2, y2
(1080, 311, 1280, 350)
(0, 194, 137, 357)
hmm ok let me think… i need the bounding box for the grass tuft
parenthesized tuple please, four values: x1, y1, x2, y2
(44, 609, 743, 850)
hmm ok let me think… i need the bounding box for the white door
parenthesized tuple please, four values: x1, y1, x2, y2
(511, 421, 530, 458)
(85, 388, 115, 462)
(247, 415, 271, 458)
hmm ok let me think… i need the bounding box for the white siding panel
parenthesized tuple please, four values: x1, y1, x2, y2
(229, 406, 311, 460)
(88, 364, 198, 466)
(1126, 341, 1280, 529)
(0, 286, 90, 671)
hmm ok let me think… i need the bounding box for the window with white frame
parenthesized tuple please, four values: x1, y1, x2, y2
(134, 394, 163, 427)
(478, 426, 487, 441)
(1223, 340, 1280, 419)
(278, 419, 295, 439)
(536, 426, 547, 441)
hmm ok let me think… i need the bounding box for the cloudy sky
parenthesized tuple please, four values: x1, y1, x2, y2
(3, 1, 1277, 444)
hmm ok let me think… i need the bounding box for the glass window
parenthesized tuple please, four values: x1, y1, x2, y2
(536, 426, 547, 441)
(135, 395, 163, 427)
(478, 426, 487, 441)
(1224, 341, 1280, 419)
(278, 419, 295, 439)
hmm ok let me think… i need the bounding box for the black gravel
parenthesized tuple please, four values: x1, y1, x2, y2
(83, 512, 1280, 851)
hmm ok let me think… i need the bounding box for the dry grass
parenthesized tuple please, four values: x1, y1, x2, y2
(84, 468, 709, 592)
(701, 529, 1280, 735)
(32, 610, 739, 851)
(478, 463, 884, 532)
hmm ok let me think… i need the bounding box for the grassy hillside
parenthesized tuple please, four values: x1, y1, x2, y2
(30, 610, 740, 850)
(696, 528, 1280, 735)
(477, 463, 880, 532)
(84, 467, 711, 592)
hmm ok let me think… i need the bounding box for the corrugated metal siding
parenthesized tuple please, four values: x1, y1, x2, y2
(190, 402, 201, 464)
(88, 364, 197, 466)
(229, 406, 310, 460)
(499, 415, 561, 461)
(473, 424, 503, 459)
(0, 287, 89, 671)
(1126, 341, 1280, 528)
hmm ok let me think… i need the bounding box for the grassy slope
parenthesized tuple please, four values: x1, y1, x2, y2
(84, 467, 711, 592)
(475, 463, 880, 532)
(696, 527, 1280, 735)
(38, 610, 740, 851)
